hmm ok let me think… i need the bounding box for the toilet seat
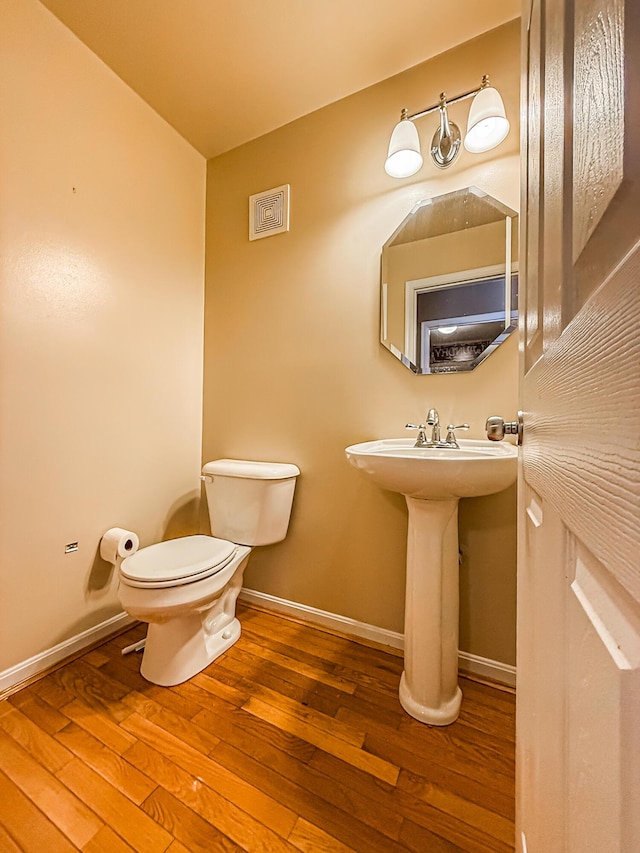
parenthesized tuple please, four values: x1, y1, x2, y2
(120, 535, 238, 589)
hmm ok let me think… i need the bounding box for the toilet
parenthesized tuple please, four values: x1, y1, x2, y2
(117, 459, 299, 686)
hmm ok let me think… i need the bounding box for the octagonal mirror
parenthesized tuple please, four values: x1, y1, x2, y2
(381, 186, 518, 374)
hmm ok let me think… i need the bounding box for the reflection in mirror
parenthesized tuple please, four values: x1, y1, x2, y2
(381, 187, 518, 374)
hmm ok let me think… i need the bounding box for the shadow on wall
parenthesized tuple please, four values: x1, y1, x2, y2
(85, 491, 201, 594)
(86, 549, 116, 593)
(163, 492, 201, 540)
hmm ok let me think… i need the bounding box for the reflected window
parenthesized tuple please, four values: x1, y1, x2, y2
(417, 272, 518, 372)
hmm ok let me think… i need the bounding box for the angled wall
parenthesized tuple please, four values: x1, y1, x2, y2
(0, 0, 206, 673)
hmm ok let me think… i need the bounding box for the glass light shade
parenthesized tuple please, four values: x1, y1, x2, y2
(464, 86, 510, 153)
(385, 118, 423, 178)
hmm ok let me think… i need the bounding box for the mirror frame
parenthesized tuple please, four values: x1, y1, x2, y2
(380, 186, 518, 374)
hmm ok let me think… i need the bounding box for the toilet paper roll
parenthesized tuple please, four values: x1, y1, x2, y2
(100, 527, 139, 564)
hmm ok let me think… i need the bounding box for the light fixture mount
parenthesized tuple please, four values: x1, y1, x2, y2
(430, 93, 462, 169)
(384, 75, 509, 178)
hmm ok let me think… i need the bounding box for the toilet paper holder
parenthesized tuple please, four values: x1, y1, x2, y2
(99, 527, 139, 564)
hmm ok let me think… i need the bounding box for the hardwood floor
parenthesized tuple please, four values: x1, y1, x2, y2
(0, 605, 515, 852)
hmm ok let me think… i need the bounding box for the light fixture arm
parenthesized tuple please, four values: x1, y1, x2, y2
(438, 94, 452, 138)
(403, 75, 490, 124)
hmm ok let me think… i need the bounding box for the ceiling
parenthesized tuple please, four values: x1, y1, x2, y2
(39, 0, 520, 159)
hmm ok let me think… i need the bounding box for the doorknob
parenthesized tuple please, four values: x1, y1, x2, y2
(485, 413, 523, 445)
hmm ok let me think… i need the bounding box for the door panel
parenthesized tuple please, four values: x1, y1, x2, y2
(573, 0, 624, 262)
(518, 0, 640, 850)
(568, 542, 640, 851)
(573, 0, 640, 306)
(524, 240, 640, 598)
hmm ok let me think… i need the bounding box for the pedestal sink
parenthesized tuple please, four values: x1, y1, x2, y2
(345, 438, 517, 725)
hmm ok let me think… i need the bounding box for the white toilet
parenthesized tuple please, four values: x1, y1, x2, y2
(118, 459, 299, 686)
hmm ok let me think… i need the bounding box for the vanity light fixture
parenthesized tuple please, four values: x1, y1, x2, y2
(384, 75, 509, 177)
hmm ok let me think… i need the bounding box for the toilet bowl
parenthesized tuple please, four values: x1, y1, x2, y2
(117, 459, 299, 686)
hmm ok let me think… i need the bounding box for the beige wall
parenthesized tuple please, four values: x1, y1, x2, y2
(0, 0, 206, 671)
(0, 5, 518, 676)
(204, 21, 520, 665)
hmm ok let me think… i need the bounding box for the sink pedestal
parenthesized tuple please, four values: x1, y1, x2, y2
(344, 437, 517, 726)
(399, 496, 462, 725)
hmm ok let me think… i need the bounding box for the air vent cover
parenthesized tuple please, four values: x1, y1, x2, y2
(249, 184, 290, 240)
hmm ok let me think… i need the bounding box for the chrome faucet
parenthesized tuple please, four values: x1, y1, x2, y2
(406, 407, 469, 448)
(426, 408, 440, 444)
(406, 407, 440, 447)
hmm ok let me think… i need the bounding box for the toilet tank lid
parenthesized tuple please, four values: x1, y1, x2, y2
(202, 459, 300, 480)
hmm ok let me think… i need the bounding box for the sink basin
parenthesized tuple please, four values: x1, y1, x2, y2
(345, 438, 517, 500)
(345, 436, 517, 726)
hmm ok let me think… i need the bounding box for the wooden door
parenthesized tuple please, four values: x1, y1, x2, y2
(518, 0, 640, 850)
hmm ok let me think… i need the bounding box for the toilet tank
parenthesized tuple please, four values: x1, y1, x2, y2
(201, 459, 300, 546)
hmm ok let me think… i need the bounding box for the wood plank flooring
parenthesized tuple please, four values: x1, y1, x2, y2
(0, 605, 515, 852)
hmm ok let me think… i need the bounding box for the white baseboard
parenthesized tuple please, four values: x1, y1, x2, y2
(0, 611, 135, 695)
(240, 588, 516, 688)
(458, 650, 516, 688)
(239, 588, 405, 650)
(0, 595, 516, 695)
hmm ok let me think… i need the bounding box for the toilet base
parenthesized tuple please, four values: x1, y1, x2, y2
(120, 546, 250, 687)
(140, 614, 241, 686)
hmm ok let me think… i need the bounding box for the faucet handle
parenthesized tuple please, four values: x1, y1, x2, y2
(445, 423, 469, 446)
(406, 423, 430, 447)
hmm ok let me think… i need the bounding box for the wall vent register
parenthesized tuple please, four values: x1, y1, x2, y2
(249, 184, 290, 240)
